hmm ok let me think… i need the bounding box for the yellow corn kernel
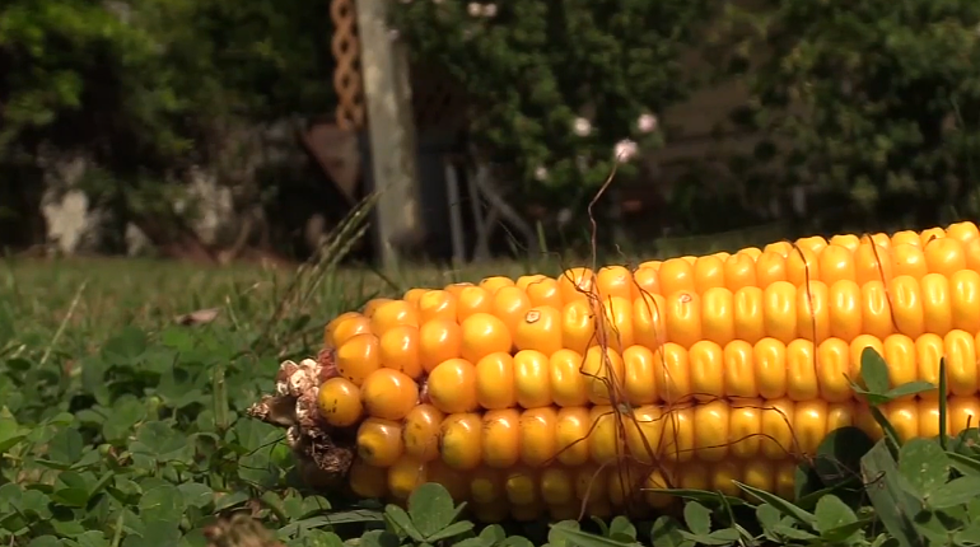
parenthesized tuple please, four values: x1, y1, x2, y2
(702, 287, 736, 346)
(786, 340, 818, 402)
(882, 334, 917, 398)
(349, 459, 388, 498)
(665, 290, 702, 348)
(724, 252, 759, 291)
(915, 334, 945, 401)
(755, 338, 788, 400)
(597, 296, 634, 353)
(387, 457, 427, 500)
(550, 349, 589, 407)
(514, 349, 552, 408)
(797, 235, 828, 255)
(514, 306, 562, 355)
(818, 244, 855, 287)
(418, 290, 457, 323)
(481, 409, 520, 468)
(693, 255, 726, 293)
(860, 280, 895, 340)
(661, 405, 695, 463)
(317, 377, 364, 427)
(581, 346, 624, 405)
(946, 221, 980, 243)
(361, 368, 418, 421)
(625, 405, 666, 464)
(504, 467, 539, 505)
(540, 466, 575, 506)
(892, 243, 928, 278)
(631, 267, 661, 299)
(793, 400, 828, 455)
(402, 404, 444, 461)
(558, 267, 596, 304)
(729, 400, 762, 458)
(356, 418, 404, 467)
(658, 258, 696, 297)
(924, 237, 966, 277)
(760, 398, 795, 459)
(526, 277, 563, 309)
(654, 342, 691, 404)
(456, 286, 493, 323)
(830, 234, 861, 251)
(469, 467, 506, 503)
(379, 325, 423, 379)
(418, 318, 462, 373)
(756, 250, 788, 287)
(633, 292, 667, 349)
(892, 230, 922, 248)
(561, 300, 596, 355)
(336, 333, 381, 386)
(597, 265, 634, 301)
(588, 406, 624, 465)
(479, 275, 515, 294)
(764, 281, 799, 344)
(520, 407, 558, 467)
(797, 280, 830, 343)
(920, 226, 948, 246)
(370, 300, 419, 336)
(623, 345, 659, 405)
(555, 407, 591, 466)
(945, 330, 977, 397)
(951, 270, 980, 332)
(427, 358, 478, 414)
(815, 337, 851, 402)
(854, 242, 893, 286)
(724, 340, 757, 399)
(921, 273, 952, 335)
(492, 286, 531, 337)
(693, 400, 730, 461)
(440, 413, 482, 470)
(460, 312, 512, 364)
(475, 352, 516, 410)
(733, 286, 766, 345)
(949, 397, 980, 435)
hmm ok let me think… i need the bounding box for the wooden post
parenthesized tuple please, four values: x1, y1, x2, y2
(355, 0, 422, 271)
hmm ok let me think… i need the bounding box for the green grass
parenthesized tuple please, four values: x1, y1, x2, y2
(0, 217, 975, 547)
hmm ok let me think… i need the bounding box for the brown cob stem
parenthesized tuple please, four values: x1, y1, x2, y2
(248, 354, 357, 489)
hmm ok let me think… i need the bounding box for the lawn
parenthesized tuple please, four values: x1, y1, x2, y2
(0, 221, 969, 547)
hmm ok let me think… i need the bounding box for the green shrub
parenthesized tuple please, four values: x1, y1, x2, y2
(390, 0, 713, 208)
(723, 0, 980, 229)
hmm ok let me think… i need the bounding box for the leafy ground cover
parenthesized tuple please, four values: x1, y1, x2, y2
(3, 218, 979, 547)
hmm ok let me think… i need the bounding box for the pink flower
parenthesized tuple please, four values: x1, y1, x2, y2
(573, 117, 592, 137)
(534, 166, 549, 181)
(482, 3, 497, 16)
(614, 139, 638, 163)
(467, 2, 481, 16)
(637, 113, 658, 133)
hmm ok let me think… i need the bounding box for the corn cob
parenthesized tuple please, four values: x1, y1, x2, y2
(251, 221, 980, 521)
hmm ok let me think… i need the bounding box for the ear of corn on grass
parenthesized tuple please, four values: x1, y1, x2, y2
(249, 221, 980, 522)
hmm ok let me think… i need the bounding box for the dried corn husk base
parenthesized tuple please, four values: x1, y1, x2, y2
(247, 351, 355, 490)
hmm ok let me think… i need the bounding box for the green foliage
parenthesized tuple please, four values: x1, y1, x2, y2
(389, 0, 712, 201)
(723, 0, 980, 228)
(0, 0, 336, 239)
(9, 249, 980, 547)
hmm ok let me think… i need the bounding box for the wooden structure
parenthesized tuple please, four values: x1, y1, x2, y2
(325, 0, 541, 265)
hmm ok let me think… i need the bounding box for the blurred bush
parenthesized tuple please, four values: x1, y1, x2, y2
(3, 0, 980, 256)
(717, 0, 980, 233)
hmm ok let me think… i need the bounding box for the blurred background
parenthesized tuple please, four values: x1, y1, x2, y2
(2, 0, 980, 267)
